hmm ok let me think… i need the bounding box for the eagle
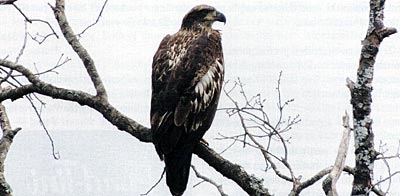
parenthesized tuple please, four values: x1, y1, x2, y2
(150, 5, 226, 196)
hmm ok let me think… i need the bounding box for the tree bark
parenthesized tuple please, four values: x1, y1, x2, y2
(347, 0, 397, 195)
(0, 103, 21, 196)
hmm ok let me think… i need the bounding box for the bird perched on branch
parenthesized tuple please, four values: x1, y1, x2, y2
(150, 4, 226, 196)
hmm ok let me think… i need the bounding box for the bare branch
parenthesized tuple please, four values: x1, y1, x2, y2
(77, 0, 108, 37)
(0, 0, 17, 5)
(26, 95, 59, 159)
(289, 166, 332, 196)
(53, 0, 107, 99)
(14, 20, 28, 64)
(140, 169, 165, 196)
(191, 165, 228, 196)
(221, 76, 299, 184)
(0, 20, 28, 85)
(322, 112, 351, 196)
(370, 171, 400, 195)
(0, 59, 151, 142)
(10, 3, 59, 43)
(0, 101, 21, 196)
(12, 54, 70, 78)
(0, 58, 270, 195)
(194, 143, 272, 196)
(289, 166, 354, 196)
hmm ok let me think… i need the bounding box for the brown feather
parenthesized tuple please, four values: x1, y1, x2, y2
(150, 5, 225, 195)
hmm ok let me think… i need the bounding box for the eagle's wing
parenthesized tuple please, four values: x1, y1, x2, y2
(151, 34, 176, 155)
(151, 32, 224, 156)
(174, 34, 224, 131)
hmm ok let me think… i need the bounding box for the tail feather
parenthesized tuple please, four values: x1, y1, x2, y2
(164, 147, 193, 196)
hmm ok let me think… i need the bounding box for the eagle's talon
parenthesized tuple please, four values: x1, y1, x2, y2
(200, 138, 209, 146)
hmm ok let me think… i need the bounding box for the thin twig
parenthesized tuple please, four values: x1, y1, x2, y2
(26, 95, 60, 160)
(12, 54, 71, 77)
(0, 20, 28, 84)
(191, 165, 228, 196)
(140, 168, 165, 196)
(370, 171, 400, 195)
(12, 3, 59, 43)
(77, 0, 108, 37)
(221, 76, 299, 183)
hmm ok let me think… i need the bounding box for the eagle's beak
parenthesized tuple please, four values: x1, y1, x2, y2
(215, 11, 226, 24)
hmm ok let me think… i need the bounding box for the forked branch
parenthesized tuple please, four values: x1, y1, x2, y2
(0, 102, 21, 196)
(52, 0, 107, 99)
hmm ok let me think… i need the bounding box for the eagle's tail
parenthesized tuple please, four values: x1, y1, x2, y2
(164, 146, 193, 196)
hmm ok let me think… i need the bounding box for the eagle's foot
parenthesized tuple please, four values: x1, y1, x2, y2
(199, 138, 209, 146)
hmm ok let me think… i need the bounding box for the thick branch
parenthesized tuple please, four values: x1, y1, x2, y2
(52, 0, 107, 99)
(0, 59, 150, 142)
(0, 102, 21, 196)
(323, 113, 351, 196)
(0, 59, 270, 195)
(0, 0, 17, 5)
(349, 0, 396, 195)
(194, 143, 271, 196)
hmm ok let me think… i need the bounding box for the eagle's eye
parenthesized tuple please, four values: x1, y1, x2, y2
(181, 5, 225, 29)
(199, 9, 212, 16)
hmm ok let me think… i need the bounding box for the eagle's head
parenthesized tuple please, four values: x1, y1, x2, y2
(181, 5, 226, 30)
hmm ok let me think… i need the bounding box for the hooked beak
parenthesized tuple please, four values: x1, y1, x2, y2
(215, 11, 226, 24)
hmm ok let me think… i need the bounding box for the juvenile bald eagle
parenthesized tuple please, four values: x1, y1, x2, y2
(150, 5, 226, 196)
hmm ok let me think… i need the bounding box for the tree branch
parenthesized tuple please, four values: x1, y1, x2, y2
(77, 0, 108, 37)
(288, 165, 354, 196)
(194, 143, 271, 196)
(140, 169, 165, 196)
(191, 165, 228, 196)
(0, 101, 21, 196)
(0, 0, 17, 5)
(8, 3, 59, 43)
(349, 0, 396, 195)
(322, 112, 351, 196)
(0, 58, 271, 195)
(52, 0, 107, 99)
(0, 59, 151, 142)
